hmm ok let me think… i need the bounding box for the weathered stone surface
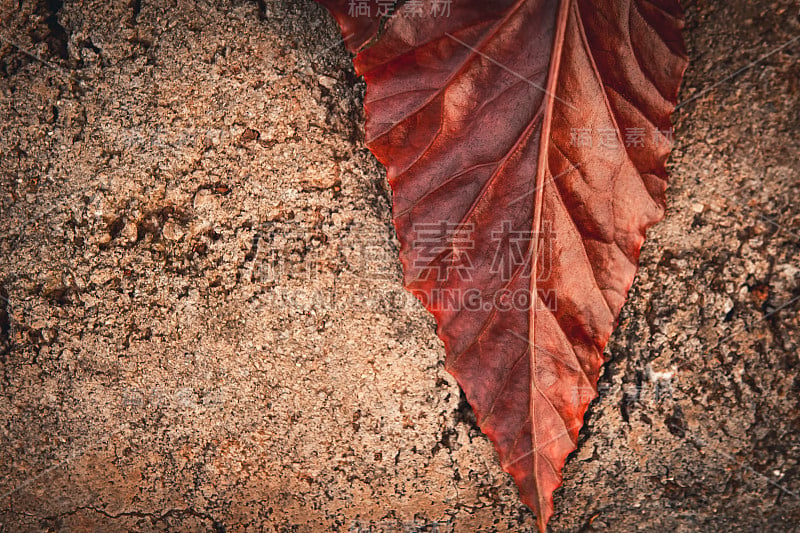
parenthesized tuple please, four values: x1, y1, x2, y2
(0, 1, 798, 531)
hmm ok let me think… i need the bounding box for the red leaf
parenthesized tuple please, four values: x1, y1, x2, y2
(316, 0, 688, 530)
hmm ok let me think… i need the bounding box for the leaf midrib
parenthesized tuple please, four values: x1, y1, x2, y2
(528, 0, 571, 526)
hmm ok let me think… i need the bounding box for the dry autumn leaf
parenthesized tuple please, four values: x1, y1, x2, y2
(315, 0, 688, 530)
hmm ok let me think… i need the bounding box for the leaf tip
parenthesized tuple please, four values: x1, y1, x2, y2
(536, 513, 549, 533)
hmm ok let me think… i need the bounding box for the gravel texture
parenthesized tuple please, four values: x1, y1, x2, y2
(0, 0, 799, 531)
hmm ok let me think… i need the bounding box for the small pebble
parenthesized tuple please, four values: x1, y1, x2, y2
(319, 75, 337, 89)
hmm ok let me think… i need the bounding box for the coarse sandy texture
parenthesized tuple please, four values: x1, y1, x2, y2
(0, 0, 798, 531)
